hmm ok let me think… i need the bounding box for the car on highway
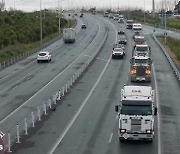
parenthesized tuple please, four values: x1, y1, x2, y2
(112, 47, 125, 59)
(0, 131, 8, 154)
(126, 20, 134, 29)
(118, 29, 125, 35)
(108, 14, 113, 19)
(81, 24, 87, 29)
(118, 18, 124, 23)
(132, 31, 143, 39)
(80, 13, 83, 17)
(134, 36, 146, 46)
(37, 51, 51, 63)
(132, 23, 142, 31)
(118, 39, 127, 45)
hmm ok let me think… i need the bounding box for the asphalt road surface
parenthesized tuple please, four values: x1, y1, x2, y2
(1, 14, 180, 154)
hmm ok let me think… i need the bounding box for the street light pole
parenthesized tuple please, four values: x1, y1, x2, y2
(40, 0, 43, 45)
(165, 0, 167, 44)
(144, 0, 145, 23)
(58, 0, 61, 34)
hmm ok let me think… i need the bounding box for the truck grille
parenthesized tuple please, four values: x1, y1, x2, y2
(131, 119, 141, 132)
(136, 66, 146, 76)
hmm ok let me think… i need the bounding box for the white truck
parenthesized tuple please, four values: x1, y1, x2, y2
(115, 86, 157, 142)
(63, 28, 75, 43)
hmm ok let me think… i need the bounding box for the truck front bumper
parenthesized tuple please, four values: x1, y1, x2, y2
(131, 76, 151, 82)
(119, 133, 153, 141)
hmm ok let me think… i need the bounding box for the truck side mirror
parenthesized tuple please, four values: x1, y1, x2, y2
(115, 105, 119, 112)
(154, 107, 158, 115)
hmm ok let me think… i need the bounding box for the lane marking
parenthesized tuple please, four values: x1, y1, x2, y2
(108, 133, 113, 143)
(0, 23, 102, 125)
(152, 63, 162, 154)
(48, 52, 112, 154)
(96, 57, 108, 62)
(49, 17, 118, 154)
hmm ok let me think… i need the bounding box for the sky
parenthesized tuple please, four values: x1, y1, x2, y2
(4, 0, 167, 12)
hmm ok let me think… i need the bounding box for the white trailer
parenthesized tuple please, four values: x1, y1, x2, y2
(63, 28, 75, 43)
(115, 86, 157, 142)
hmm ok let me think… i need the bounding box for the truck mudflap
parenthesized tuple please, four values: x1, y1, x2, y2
(119, 133, 153, 141)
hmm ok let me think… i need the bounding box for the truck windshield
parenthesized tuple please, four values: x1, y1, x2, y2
(134, 59, 148, 64)
(121, 104, 152, 115)
(136, 46, 148, 51)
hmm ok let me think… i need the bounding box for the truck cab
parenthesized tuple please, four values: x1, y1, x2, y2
(130, 55, 152, 82)
(115, 86, 157, 142)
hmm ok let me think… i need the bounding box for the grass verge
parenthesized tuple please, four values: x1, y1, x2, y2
(157, 36, 180, 68)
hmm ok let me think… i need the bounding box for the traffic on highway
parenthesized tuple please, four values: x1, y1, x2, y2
(0, 8, 180, 154)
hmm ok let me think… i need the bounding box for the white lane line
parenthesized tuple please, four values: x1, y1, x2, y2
(108, 133, 113, 143)
(48, 17, 118, 154)
(81, 54, 91, 57)
(0, 24, 102, 125)
(152, 63, 162, 154)
(96, 57, 108, 62)
(48, 55, 112, 154)
(12, 86, 18, 90)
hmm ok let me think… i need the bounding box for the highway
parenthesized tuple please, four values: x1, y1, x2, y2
(0, 14, 180, 154)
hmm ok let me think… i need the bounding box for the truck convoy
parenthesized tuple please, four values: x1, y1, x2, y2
(115, 85, 157, 142)
(63, 28, 75, 43)
(130, 55, 152, 82)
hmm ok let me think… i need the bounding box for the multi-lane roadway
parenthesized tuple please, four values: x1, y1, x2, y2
(0, 13, 180, 154)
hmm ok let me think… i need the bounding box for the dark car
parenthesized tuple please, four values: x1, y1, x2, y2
(81, 24, 87, 29)
(118, 39, 127, 45)
(118, 29, 125, 35)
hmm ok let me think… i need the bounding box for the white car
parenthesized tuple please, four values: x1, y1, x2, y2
(112, 47, 125, 59)
(37, 51, 51, 63)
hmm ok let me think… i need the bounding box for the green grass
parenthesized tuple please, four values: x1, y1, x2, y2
(158, 36, 180, 62)
(0, 18, 76, 63)
(167, 20, 180, 30)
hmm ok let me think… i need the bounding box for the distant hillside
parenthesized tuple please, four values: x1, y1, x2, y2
(0, 10, 67, 48)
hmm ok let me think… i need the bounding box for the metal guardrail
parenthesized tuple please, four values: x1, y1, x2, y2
(152, 34, 180, 84)
(4, 28, 108, 153)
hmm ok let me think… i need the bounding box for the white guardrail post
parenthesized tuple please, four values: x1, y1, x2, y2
(38, 107, 41, 121)
(24, 118, 28, 135)
(16, 124, 21, 143)
(31, 112, 35, 127)
(8, 132, 12, 153)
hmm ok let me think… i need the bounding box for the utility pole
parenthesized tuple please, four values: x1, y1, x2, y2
(152, 0, 155, 17)
(40, 0, 42, 45)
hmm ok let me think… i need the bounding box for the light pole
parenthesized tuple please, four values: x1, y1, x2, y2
(164, 0, 167, 44)
(58, 0, 61, 34)
(144, 0, 146, 23)
(40, 0, 42, 45)
(128, 0, 130, 20)
(14, 0, 22, 13)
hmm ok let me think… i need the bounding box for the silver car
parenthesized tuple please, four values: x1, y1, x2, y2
(37, 51, 51, 63)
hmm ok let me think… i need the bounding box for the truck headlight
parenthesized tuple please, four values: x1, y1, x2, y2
(146, 66, 151, 75)
(131, 66, 136, 75)
(146, 129, 152, 134)
(120, 129, 126, 133)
